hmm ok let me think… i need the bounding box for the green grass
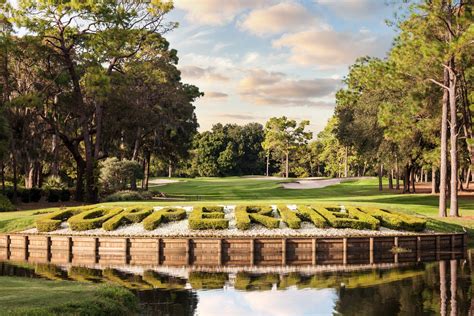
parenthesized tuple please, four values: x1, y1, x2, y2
(1, 177, 473, 237)
(0, 276, 138, 315)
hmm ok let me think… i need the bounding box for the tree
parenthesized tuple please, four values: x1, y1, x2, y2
(263, 116, 312, 178)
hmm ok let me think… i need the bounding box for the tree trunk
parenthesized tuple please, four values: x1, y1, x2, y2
(450, 260, 457, 314)
(465, 167, 471, 189)
(439, 67, 449, 217)
(411, 167, 416, 193)
(403, 164, 410, 193)
(395, 157, 400, 190)
(0, 161, 5, 194)
(440, 261, 447, 316)
(168, 160, 172, 178)
(144, 151, 150, 190)
(378, 163, 383, 191)
(75, 161, 85, 202)
(12, 152, 18, 203)
(344, 146, 348, 177)
(51, 133, 59, 177)
(285, 151, 289, 178)
(448, 62, 458, 217)
(388, 169, 393, 189)
(432, 166, 437, 194)
(266, 154, 269, 176)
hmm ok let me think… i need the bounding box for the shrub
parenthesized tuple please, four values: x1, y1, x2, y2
(47, 189, 61, 202)
(36, 206, 93, 232)
(296, 205, 328, 228)
(359, 207, 426, 232)
(312, 205, 376, 230)
(235, 205, 279, 230)
(142, 207, 186, 230)
(0, 194, 15, 212)
(345, 207, 380, 230)
(60, 189, 71, 202)
(188, 206, 228, 230)
(100, 157, 144, 193)
(103, 190, 152, 202)
(68, 207, 124, 231)
(277, 205, 301, 229)
(68, 266, 102, 282)
(102, 207, 153, 231)
(188, 272, 227, 289)
(142, 270, 186, 289)
(20, 188, 42, 203)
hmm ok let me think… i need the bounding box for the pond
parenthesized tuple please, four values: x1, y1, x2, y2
(0, 250, 472, 315)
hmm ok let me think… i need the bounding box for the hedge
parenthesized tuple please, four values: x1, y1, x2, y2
(235, 205, 279, 230)
(359, 206, 426, 232)
(277, 205, 301, 229)
(102, 207, 153, 231)
(295, 205, 328, 228)
(188, 206, 228, 230)
(345, 207, 380, 230)
(68, 207, 124, 231)
(0, 194, 16, 212)
(36, 206, 95, 232)
(188, 272, 228, 289)
(142, 207, 186, 230)
(311, 205, 376, 230)
(142, 270, 186, 289)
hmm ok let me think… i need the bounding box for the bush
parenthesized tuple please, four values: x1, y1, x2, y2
(142, 270, 186, 289)
(312, 205, 376, 230)
(102, 207, 153, 231)
(359, 207, 426, 232)
(103, 190, 152, 202)
(36, 206, 93, 232)
(142, 207, 186, 230)
(0, 194, 16, 212)
(296, 205, 328, 228)
(68, 207, 124, 231)
(188, 206, 229, 230)
(235, 205, 279, 230)
(277, 205, 301, 229)
(60, 189, 71, 202)
(20, 188, 42, 203)
(188, 272, 227, 289)
(100, 157, 144, 193)
(47, 189, 61, 202)
(346, 207, 380, 230)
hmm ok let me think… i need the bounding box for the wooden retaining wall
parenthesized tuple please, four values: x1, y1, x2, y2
(0, 233, 467, 267)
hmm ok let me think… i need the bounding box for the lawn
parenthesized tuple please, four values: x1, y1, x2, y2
(0, 276, 138, 315)
(1, 177, 473, 236)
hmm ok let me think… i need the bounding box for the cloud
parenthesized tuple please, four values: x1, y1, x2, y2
(180, 65, 230, 82)
(273, 28, 391, 66)
(315, 0, 388, 19)
(206, 91, 229, 99)
(239, 2, 324, 36)
(217, 113, 264, 120)
(174, 0, 270, 26)
(238, 69, 339, 107)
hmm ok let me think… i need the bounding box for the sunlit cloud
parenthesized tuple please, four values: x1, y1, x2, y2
(273, 28, 391, 66)
(239, 2, 325, 37)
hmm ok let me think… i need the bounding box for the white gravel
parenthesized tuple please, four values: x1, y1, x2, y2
(22, 205, 425, 237)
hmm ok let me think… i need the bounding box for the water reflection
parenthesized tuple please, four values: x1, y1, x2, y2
(0, 254, 472, 315)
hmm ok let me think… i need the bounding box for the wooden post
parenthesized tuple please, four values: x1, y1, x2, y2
(312, 238, 317, 265)
(46, 236, 51, 262)
(94, 237, 100, 264)
(186, 239, 191, 265)
(157, 238, 161, 265)
(6, 235, 10, 260)
(417, 236, 421, 262)
(281, 239, 286, 265)
(436, 236, 441, 261)
(369, 237, 374, 264)
(342, 238, 347, 265)
(24, 235, 29, 261)
(250, 239, 254, 265)
(394, 237, 398, 264)
(217, 239, 222, 266)
(68, 237, 73, 263)
(124, 238, 130, 265)
(451, 235, 456, 259)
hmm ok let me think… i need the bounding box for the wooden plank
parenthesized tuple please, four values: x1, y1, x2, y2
(369, 237, 374, 264)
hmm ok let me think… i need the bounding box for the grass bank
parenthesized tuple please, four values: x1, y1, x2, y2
(0, 276, 138, 315)
(1, 177, 473, 236)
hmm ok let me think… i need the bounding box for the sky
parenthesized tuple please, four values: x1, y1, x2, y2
(164, 0, 398, 134)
